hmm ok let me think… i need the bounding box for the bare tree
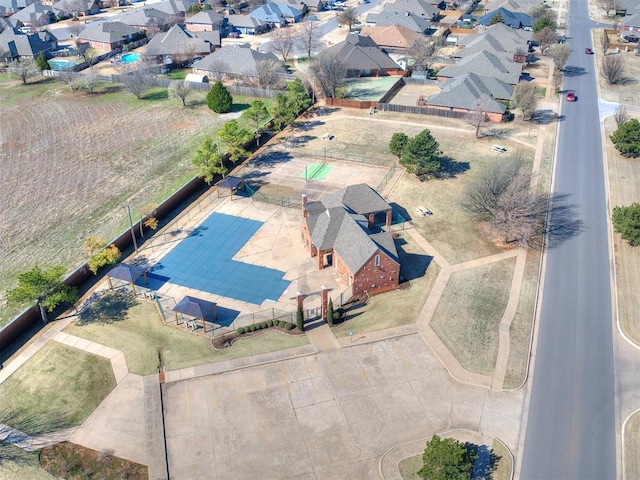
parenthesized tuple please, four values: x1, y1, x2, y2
(461, 156, 550, 246)
(8, 57, 38, 84)
(168, 80, 191, 106)
(596, 0, 616, 16)
(270, 27, 294, 61)
(466, 95, 493, 138)
(297, 20, 320, 60)
(534, 27, 556, 54)
(336, 7, 358, 31)
(614, 104, 629, 126)
(548, 43, 570, 71)
(602, 55, 626, 84)
(511, 81, 538, 120)
(256, 59, 285, 88)
(309, 54, 347, 98)
(600, 30, 610, 54)
(117, 63, 156, 99)
(82, 68, 100, 93)
(407, 37, 438, 74)
(552, 69, 562, 93)
(528, 4, 549, 18)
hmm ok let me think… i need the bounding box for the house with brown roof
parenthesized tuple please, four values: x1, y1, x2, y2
(301, 184, 400, 297)
(360, 24, 422, 51)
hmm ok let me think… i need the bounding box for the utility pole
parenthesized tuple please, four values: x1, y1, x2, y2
(127, 203, 138, 255)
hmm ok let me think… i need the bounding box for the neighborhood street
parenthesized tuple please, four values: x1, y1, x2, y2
(519, 0, 617, 478)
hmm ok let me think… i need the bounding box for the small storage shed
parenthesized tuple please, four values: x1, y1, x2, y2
(185, 73, 209, 83)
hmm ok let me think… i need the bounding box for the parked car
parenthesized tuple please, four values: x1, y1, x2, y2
(585, 48, 594, 54)
(228, 32, 240, 38)
(566, 90, 577, 102)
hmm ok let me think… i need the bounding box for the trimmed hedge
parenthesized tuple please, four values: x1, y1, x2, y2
(237, 327, 245, 334)
(285, 322, 295, 330)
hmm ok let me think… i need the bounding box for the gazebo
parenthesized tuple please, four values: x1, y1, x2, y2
(106, 263, 148, 294)
(173, 296, 218, 332)
(215, 175, 245, 200)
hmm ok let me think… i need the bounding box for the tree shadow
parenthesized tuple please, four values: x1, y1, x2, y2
(530, 109, 559, 124)
(562, 65, 588, 77)
(231, 101, 251, 113)
(529, 193, 585, 250)
(467, 443, 501, 480)
(77, 289, 137, 326)
(142, 88, 168, 101)
(438, 156, 470, 178)
(249, 149, 293, 168)
(292, 119, 325, 131)
(288, 135, 317, 147)
(617, 76, 637, 86)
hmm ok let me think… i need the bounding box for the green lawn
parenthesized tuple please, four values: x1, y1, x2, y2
(65, 294, 308, 374)
(0, 342, 116, 435)
(398, 453, 423, 480)
(431, 258, 516, 376)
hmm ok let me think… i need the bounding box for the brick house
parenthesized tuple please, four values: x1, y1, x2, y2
(301, 184, 400, 297)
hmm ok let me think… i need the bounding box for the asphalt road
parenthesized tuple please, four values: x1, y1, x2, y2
(520, 0, 617, 478)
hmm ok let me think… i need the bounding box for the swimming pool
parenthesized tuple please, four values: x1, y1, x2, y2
(48, 59, 77, 71)
(119, 53, 140, 64)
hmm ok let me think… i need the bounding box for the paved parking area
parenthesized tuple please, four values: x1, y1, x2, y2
(163, 333, 524, 479)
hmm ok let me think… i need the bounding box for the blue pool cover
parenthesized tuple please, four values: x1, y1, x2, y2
(148, 213, 290, 305)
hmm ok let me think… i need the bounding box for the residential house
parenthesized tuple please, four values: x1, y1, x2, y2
(185, 10, 225, 33)
(621, 13, 640, 43)
(0, 0, 37, 15)
(152, 0, 199, 16)
(192, 43, 285, 79)
(425, 72, 512, 122)
(455, 23, 532, 62)
(385, 0, 441, 20)
(301, 184, 400, 297)
(483, 0, 542, 15)
(52, 0, 100, 17)
(615, 0, 640, 16)
(272, 0, 324, 12)
(365, 10, 433, 33)
(249, 3, 303, 28)
(226, 14, 270, 34)
(77, 21, 144, 51)
(318, 33, 402, 76)
(360, 23, 422, 51)
(9, 1, 55, 27)
(0, 27, 57, 59)
(118, 7, 175, 30)
(437, 50, 522, 85)
(478, 7, 534, 30)
(145, 24, 217, 64)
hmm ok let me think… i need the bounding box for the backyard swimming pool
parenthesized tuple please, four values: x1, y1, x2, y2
(119, 53, 140, 64)
(48, 59, 77, 71)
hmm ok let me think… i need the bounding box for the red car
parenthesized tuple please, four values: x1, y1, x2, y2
(585, 48, 594, 54)
(566, 90, 577, 102)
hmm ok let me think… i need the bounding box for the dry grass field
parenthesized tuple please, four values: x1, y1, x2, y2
(0, 75, 231, 324)
(594, 29, 640, 105)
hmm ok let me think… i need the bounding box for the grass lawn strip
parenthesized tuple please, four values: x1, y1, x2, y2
(431, 258, 516, 376)
(624, 410, 640, 480)
(398, 453, 422, 480)
(64, 299, 309, 375)
(40, 442, 147, 480)
(0, 342, 116, 435)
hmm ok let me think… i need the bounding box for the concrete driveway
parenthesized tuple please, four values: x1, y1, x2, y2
(162, 333, 524, 479)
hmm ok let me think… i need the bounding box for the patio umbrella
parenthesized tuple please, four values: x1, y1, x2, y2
(106, 263, 147, 295)
(173, 296, 217, 332)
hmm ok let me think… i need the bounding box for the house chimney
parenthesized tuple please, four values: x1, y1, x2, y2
(302, 194, 307, 218)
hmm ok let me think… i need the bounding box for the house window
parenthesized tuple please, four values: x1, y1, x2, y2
(374, 255, 380, 267)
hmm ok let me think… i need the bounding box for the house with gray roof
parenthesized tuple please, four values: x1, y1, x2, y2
(272, 0, 325, 12)
(437, 50, 522, 85)
(478, 6, 533, 30)
(426, 72, 512, 122)
(118, 7, 174, 29)
(0, 0, 36, 15)
(455, 27, 531, 63)
(52, 0, 100, 17)
(483, 0, 541, 15)
(77, 21, 144, 51)
(301, 184, 400, 297)
(615, 0, 640, 16)
(192, 42, 284, 79)
(365, 9, 433, 33)
(0, 27, 57, 59)
(152, 0, 199, 16)
(318, 33, 401, 76)
(384, 0, 441, 20)
(226, 14, 270, 34)
(249, 2, 303, 27)
(621, 13, 640, 43)
(185, 10, 226, 33)
(9, 1, 55, 26)
(145, 23, 216, 63)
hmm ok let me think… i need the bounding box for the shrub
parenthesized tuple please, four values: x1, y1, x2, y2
(261, 321, 268, 329)
(249, 324, 257, 332)
(279, 321, 286, 328)
(285, 322, 295, 330)
(327, 298, 335, 325)
(267, 320, 273, 327)
(613, 203, 640, 245)
(206, 81, 233, 113)
(237, 327, 245, 334)
(611, 118, 640, 158)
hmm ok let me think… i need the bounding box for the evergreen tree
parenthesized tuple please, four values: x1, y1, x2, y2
(401, 129, 441, 177)
(36, 52, 50, 71)
(611, 118, 640, 158)
(296, 304, 305, 331)
(327, 298, 334, 325)
(207, 81, 233, 113)
(613, 203, 640, 246)
(389, 132, 409, 159)
(418, 435, 477, 480)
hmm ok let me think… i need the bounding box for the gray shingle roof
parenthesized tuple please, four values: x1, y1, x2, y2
(0, 0, 35, 15)
(250, 2, 302, 23)
(427, 72, 512, 112)
(333, 214, 380, 273)
(384, 0, 440, 19)
(478, 7, 533, 28)
(623, 13, 640, 28)
(0, 27, 56, 57)
(226, 13, 269, 28)
(192, 43, 283, 76)
(321, 34, 399, 71)
(369, 232, 399, 264)
(9, 1, 54, 24)
(438, 50, 522, 84)
(323, 183, 392, 215)
(78, 21, 141, 44)
(119, 7, 173, 27)
(146, 23, 213, 56)
(152, 0, 199, 15)
(366, 10, 432, 33)
(186, 10, 224, 25)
